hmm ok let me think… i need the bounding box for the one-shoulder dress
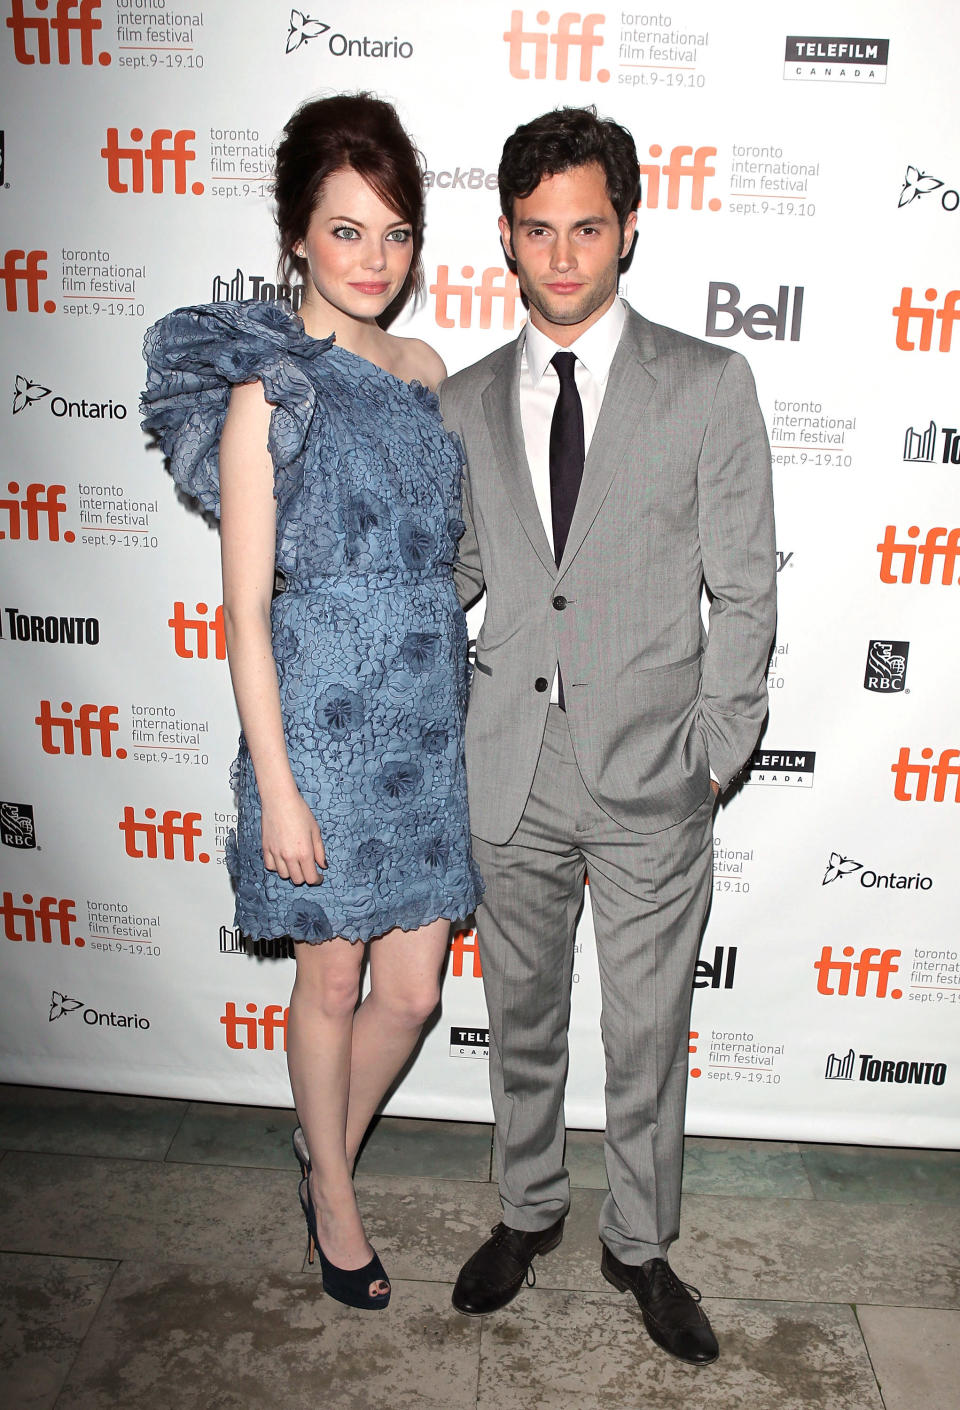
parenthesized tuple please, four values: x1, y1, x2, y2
(141, 299, 482, 944)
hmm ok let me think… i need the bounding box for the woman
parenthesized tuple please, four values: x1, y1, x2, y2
(141, 94, 482, 1310)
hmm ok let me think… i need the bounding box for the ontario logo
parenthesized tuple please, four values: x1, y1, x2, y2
(864, 639, 909, 693)
(47, 989, 151, 1029)
(284, 9, 412, 58)
(899, 166, 959, 214)
(11, 372, 126, 420)
(822, 850, 932, 891)
(825, 1048, 946, 1086)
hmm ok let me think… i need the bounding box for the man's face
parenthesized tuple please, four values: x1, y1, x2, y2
(499, 162, 636, 345)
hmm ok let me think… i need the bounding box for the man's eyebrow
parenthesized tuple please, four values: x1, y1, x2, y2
(515, 214, 611, 228)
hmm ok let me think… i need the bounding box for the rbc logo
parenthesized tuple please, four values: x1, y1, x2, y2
(118, 807, 209, 862)
(814, 945, 902, 999)
(1, 891, 83, 946)
(429, 267, 522, 329)
(169, 601, 226, 660)
(35, 701, 122, 757)
(6, 0, 110, 66)
(504, 9, 608, 81)
(0, 251, 55, 313)
(0, 483, 71, 540)
(101, 128, 203, 195)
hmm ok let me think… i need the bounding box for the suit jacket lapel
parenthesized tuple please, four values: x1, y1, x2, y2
(558, 309, 658, 576)
(481, 332, 556, 574)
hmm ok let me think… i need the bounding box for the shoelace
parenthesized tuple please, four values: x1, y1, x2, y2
(650, 1261, 703, 1304)
(487, 1224, 541, 1287)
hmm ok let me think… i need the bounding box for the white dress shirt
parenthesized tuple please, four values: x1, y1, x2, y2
(518, 297, 626, 701)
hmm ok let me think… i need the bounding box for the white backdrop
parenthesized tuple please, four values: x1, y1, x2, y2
(2, 0, 958, 1146)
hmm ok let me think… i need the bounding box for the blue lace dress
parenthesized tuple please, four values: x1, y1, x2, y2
(141, 300, 482, 943)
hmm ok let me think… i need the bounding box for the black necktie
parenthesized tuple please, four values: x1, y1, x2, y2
(549, 351, 585, 567)
(549, 352, 584, 709)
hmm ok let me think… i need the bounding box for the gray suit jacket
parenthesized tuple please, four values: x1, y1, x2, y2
(440, 305, 776, 843)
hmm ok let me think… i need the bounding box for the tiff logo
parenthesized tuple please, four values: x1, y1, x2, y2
(504, 9, 609, 82)
(430, 267, 523, 329)
(169, 602, 226, 660)
(1, 891, 82, 946)
(877, 526, 960, 584)
(35, 701, 122, 757)
(6, 0, 109, 66)
(101, 128, 203, 195)
(0, 483, 71, 541)
(824, 1048, 856, 1079)
(118, 807, 209, 862)
(892, 288, 960, 352)
(814, 945, 902, 999)
(221, 1001, 288, 1050)
(0, 251, 55, 313)
(450, 927, 482, 979)
(891, 748, 960, 803)
(640, 146, 720, 212)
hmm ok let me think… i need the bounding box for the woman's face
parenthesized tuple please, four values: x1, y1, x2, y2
(295, 166, 414, 323)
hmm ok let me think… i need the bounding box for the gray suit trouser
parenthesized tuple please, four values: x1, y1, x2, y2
(471, 705, 714, 1265)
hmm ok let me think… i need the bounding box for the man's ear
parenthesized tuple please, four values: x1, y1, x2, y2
(620, 209, 638, 260)
(498, 214, 515, 262)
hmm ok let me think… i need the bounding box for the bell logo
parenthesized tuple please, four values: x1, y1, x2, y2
(169, 602, 226, 660)
(0, 250, 56, 313)
(220, 1001, 289, 1050)
(0, 482, 71, 541)
(640, 146, 721, 212)
(450, 926, 482, 979)
(6, 0, 110, 66)
(877, 526, 960, 584)
(814, 945, 902, 999)
(891, 747, 960, 803)
(35, 701, 122, 757)
(101, 128, 203, 195)
(2, 891, 83, 945)
(504, 9, 608, 81)
(430, 267, 522, 329)
(706, 282, 804, 341)
(892, 288, 960, 352)
(118, 807, 209, 862)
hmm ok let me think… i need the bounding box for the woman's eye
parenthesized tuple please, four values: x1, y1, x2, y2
(331, 226, 360, 240)
(387, 229, 413, 243)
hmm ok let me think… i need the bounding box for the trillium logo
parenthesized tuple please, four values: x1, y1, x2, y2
(822, 852, 862, 885)
(49, 990, 83, 1022)
(899, 166, 943, 207)
(12, 375, 51, 415)
(286, 10, 330, 52)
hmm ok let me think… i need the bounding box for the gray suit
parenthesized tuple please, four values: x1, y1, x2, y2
(440, 305, 776, 1262)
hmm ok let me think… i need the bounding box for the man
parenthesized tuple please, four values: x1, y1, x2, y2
(439, 108, 776, 1366)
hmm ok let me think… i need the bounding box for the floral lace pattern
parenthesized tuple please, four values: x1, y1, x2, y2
(142, 300, 482, 943)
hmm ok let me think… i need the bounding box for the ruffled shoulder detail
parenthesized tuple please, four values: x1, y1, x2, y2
(140, 300, 333, 516)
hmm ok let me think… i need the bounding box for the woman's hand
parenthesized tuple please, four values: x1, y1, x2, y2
(261, 791, 327, 885)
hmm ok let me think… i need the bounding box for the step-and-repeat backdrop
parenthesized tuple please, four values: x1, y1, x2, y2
(2, 1, 958, 1147)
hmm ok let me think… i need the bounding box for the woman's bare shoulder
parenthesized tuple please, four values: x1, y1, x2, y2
(389, 336, 447, 392)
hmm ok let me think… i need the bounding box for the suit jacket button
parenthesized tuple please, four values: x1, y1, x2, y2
(534, 677, 549, 692)
(552, 595, 567, 610)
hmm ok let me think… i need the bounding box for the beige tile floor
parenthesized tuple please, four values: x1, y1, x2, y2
(0, 1084, 958, 1409)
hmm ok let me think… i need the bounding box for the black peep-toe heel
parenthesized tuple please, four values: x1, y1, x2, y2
(298, 1178, 391, 1311)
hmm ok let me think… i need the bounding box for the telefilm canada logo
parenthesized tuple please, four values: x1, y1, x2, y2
(48, 989, 151, 1030)
(825, 1048, 946, 1087)
(903, 422, 960, 465)
(211, 268, 303, 310)
(783, 35, 889, 84)
(284, 9, 413, 59)
(450, 1025, 489, 1059)
(822, 850, 932, 891)
(0, 801, 36, 849)
(899, 166, 960, 213)
(746, 750, 816, 787)
(864, 640, 909, 693)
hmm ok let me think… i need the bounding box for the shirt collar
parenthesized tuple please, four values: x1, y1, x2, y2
(524, 296, 627, 384)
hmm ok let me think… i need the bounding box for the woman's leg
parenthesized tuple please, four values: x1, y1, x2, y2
(344, 918, 451, 1164)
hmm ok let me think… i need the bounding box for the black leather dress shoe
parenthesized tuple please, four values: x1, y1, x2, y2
(601, 1247, 719, 1365)
(452, 1219, 565, 1315)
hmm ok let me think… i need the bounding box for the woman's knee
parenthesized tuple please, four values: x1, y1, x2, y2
(376, 977, 441, 1029)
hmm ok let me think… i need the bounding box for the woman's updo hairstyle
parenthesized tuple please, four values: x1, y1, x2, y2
(274, 92, 426, 319)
